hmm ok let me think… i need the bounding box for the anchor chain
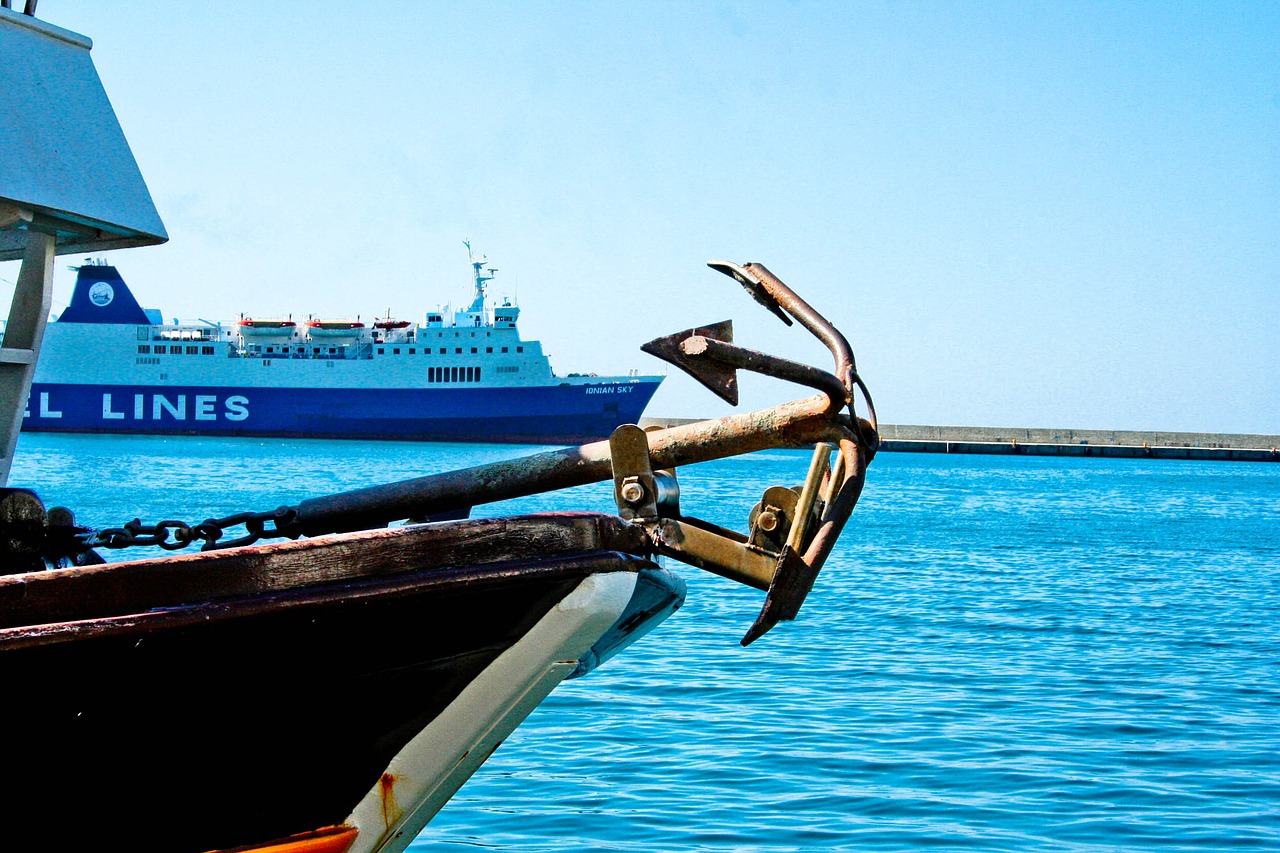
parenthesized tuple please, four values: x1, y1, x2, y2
(81, 506, 302, 553)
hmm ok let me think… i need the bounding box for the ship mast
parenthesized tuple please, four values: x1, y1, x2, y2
(463, 239, 496, 314)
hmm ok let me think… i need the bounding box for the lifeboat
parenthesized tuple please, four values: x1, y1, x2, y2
(236, 318, 296, 337)
(373, 309, 411, 332)
(306, 319, 366, 338)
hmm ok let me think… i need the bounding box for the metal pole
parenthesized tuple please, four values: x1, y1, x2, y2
(0, 229, 54, 486)
(297, 395, 851, 536)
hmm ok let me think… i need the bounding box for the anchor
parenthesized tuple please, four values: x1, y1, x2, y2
(617, 260, 878, 644)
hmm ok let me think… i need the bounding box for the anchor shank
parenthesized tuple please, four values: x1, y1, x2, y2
(297, 396, 853, 536)
(680, 335, 848, 409)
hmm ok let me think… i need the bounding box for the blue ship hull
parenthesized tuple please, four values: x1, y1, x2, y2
(22, 381, 662, 445)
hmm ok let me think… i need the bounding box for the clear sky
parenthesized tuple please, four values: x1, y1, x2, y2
(7, 2, 1278, 433)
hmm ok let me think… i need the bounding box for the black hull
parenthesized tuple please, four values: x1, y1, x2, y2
(0, 514, 679, 853)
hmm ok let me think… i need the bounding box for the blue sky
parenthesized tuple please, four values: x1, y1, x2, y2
(8, 2, 1278, 433)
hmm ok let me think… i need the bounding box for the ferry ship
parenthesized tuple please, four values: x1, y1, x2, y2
(23, 246, 663, 444)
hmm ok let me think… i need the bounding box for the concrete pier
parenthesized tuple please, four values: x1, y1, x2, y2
(639, 419, 1280, 463)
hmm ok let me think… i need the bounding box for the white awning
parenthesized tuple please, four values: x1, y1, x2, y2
(0, 7, 167, 260)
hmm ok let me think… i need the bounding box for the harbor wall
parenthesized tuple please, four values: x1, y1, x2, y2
(639, 419, 1280, 463)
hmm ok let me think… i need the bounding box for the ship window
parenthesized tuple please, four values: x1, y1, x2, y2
(470, 347, 477, 354)
(393, 348, 401, 355)
(281, 347, 289, 353)
(455, 347, 462, 354)
(266, 347, 274, 353)
(496, 365, 519, 374)
(517, 346, 524, 353)
(409, 348, 415, 354)
(377, 347, 385, 355)
(154, 345, 166, 354)
(202, 346, 214, 355)
(486, 347, 493, 353)
(313, 347, 321, 354)
(137, 327, 149, 341)
(428, 367, 435, 382)
(471, 331, 476, 337)
(329, 348, 337, 354)
(138, 345, 151, 354)
(451, 366, 459, 382)
(186, 345, 199, 355)
(476, 367, 482, 381)
(501, 347, 508, 353)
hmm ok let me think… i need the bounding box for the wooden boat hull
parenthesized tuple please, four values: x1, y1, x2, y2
(0, 513, 683, 853)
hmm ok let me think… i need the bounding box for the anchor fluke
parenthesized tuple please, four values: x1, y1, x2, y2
(707, 260, 793, 327)
(640, 320, 739, 406)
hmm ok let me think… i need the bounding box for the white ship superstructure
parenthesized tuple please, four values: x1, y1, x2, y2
(25, 245, 663, 443)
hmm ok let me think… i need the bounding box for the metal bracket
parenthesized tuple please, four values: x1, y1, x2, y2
(610, 424, 660, 521)
(748, 485, 800, 555)
(608, 422, 842, 645)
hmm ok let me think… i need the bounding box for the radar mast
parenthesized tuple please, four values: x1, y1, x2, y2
(463, 240, 496, 313)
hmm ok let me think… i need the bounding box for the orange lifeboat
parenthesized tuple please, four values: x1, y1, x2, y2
(306, 319, 365, 338)
(237, 318, 296, 337)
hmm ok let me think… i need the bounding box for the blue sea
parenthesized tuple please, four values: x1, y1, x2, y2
(12, 435, 1280, 851)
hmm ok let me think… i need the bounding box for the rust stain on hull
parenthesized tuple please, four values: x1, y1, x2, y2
(380, 771, 404, 830)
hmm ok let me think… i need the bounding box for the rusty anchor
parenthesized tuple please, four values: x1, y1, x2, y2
(617, 260, 877, 644)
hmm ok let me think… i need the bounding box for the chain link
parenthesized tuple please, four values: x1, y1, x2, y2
(82, 506, 301, 553)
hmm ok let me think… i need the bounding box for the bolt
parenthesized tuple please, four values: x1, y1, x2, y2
(620, 480, 646, 504)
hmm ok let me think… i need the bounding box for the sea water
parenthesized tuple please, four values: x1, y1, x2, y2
(11, 435, 1279, 851)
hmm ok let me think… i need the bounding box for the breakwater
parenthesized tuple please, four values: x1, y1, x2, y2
(640, 419, 1280, 462)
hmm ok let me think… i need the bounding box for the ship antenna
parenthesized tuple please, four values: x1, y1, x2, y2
(464, 239, 493, 312)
